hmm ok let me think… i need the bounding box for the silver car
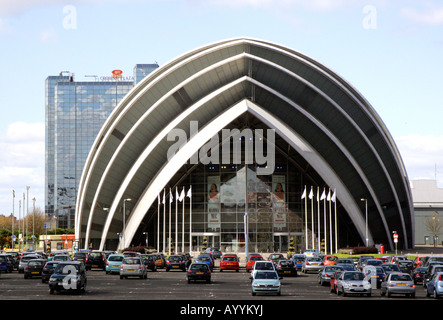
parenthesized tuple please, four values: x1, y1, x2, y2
(301, 257, 323, 274)
(318, 265, 344, 286)
(119, 257, 147, 279)
(336, 271, 371, 297)
(425, 272, 443, 299)
(380, 272, 415, 298)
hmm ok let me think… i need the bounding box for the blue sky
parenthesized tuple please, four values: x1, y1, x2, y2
(0, 0, 442, 215)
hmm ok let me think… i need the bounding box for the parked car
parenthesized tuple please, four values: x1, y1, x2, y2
(291, 254, 306, 271)
(303, 249, 322, 257)
(187, 263, 211, 283)
(246, 254, 264, 272)
(141, 254, 157, 272)
(330, 270, 344, 293)
(153, 253, 166, 269)
(301, 256, 323, 274)
(357, 256, 374, 271)
(49, 261, 87, 294)
(250, 261, 276, 281)
(275, 259, 297, 277)
(381, 263, 401, 275)
(425, 272, 443, 299)
(380, 272, 415, 298)
(85, 251, 106, 271)
(18, 254, 41, 273)
(336, 271, 371, 297)
(119, 257, 147, 279)
(105, 254, 125, 274)
(423, 264, 443, 288)
(268, 253, 285, 266)
(422, 256, 443, 268)
(195, 255, 214, 271)
(397, 260, 415, 274)
(0, 254, 13, 273)
(322, 255, 338, 266)
(24, 259, 46, 279)
(318, 265, 344, 286)
(122, 251, 139, 258)
(363, 266, 386, 288)
(251, 270, 281, 296)
(52, 254, 71, 262)
(72, 252, 88, 263)
(219, 254, 239, 272)
(41, 261, 60, 283)
(166, 255, 187, 272)
(335, 263, 356, 271)
(365, 259, 383, 267)
(412, 266, 427, 285)
(414, 256, 426, 268)
(178, 252, 193, 268)
(204, 248, 222, 259)
(336, 258, 354, 265)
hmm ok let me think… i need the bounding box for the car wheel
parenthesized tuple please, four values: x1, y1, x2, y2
(120, 275, 123, 279)
(252, 292, 256, 296)
(426, 289, 430, 298)
(49, 288, 54, 295)
(434, 289, 438, 299)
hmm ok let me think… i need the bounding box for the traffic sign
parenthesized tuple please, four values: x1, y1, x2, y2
(393, 233, 398, 243)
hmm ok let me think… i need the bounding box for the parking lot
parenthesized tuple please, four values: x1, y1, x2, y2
(0, 261, 432, 301)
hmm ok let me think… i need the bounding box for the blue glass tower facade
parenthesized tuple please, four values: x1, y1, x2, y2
(45, 64, 158, 229)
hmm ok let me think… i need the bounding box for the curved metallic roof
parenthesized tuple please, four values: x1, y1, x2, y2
(75, 37, 414, 251)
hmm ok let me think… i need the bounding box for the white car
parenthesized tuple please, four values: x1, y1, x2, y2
(251, 270, 281, 296)
(336, 271, 371, 297)
(250, 261, 276, 281)
(119, 257, 147, 279)
(303, 249, 322, 257)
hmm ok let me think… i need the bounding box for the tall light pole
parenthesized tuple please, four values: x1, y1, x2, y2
(361, 198, 368, 247)
(122, 198, 132, 249)
(12, 190, 15, 249)
(32, 197, 36, 238)
(26, 186, 30, 247)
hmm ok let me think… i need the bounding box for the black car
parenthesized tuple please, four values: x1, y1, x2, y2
(85, 251, 106, 271)
(72, 252, 88, 263)
(412, 267, 427, 285)
(42, 261, 60, 283)
(187, 263, 211, 283)
(142, 254, 157, 272)
(166, 255, 187, 271)
(397, 260, 414, 274)
(24, 259, 46, 279)
(49, 261, 87, 294)
(275, 259, 297, 277)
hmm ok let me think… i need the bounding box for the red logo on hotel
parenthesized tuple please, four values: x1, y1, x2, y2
(112, 70, 123, 79)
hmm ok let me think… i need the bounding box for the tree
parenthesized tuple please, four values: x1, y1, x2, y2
(424, 211, 442, 247)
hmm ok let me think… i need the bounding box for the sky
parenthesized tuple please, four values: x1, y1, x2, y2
(0, 0, 442, 216)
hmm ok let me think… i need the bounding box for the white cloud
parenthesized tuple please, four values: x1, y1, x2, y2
(0, 122, 45, 215)
(394, 134, 443, 187)
(401, 7, 443, 25)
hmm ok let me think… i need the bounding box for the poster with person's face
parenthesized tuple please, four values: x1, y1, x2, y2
(207, 176, 220, 229)
(272, 175, 286, 228)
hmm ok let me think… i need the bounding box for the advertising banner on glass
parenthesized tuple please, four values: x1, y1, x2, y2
(207, 176, 221, 229)
(272, 175, 286, 229)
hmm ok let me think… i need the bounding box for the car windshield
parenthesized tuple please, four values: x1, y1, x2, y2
(250, 256, 263, 261)
(327, 256, 338, 261)
(256, 263, 274, 270)
(279, 260, 293, 266)
(169, 256, 182, 261)
(383, 265, 400, 271)
(190, 264, 208, 271)
(108, 256, 124, 262)
(390, 274, 412, 281)
(123, 258, 141, 265)
(344, 273, 365, 281)
(54, 263, 80, 274)
(28, 260, 45, 267)
(308, 258, 322, 262)
(399, 261, 412, 266)
(21, 256, 38, 262)
(255, 272, 278, 280)
(223, 256, 237, 261)
(326, 266, 344, 272)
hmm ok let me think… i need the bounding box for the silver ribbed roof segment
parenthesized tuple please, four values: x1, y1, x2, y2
(75, 38, 414, 251)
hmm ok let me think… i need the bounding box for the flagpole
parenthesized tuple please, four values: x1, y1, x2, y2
(322, 187, 327, 255)
(334, 189, 337, 253)
(157, 194, 160, 253)
(169, 188, 172, 255)
(303, 186, 307, 250)
(182, 186, 185, 253)
(189, 185, 192, 254)
(329, 188, 333, 254)
(175, 187, 178, 254)
(163, 189, 166, 254)
(317, 186, 321, 252)
(310, 186, 314, 249)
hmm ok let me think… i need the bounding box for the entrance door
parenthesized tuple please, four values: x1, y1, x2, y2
(273, 233, 289, 252)
(192, 233, 220, 253)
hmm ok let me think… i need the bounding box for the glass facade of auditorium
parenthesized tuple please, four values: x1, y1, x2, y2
(155, 136, 309, 254)
(45, 64, 158, 229)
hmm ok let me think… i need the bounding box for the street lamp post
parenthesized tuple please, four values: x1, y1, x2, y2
(361, 198, 368, 247)
(122, 198, 132, 249)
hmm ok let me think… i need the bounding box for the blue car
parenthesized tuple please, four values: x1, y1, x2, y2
(106, 254, 125, 274)
(195, 255, 214, 271)
(292, 255, 305, 271)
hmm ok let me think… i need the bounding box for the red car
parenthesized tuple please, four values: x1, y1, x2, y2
(323, 255, 338, 266)
(220, 254, 240, 272)
(414, 256, 425, 267)
(246, 254, 264, 272)
(330, 270, 344, 293)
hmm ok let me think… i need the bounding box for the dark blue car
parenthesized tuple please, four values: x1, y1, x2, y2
(195, 255, 214, 271)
